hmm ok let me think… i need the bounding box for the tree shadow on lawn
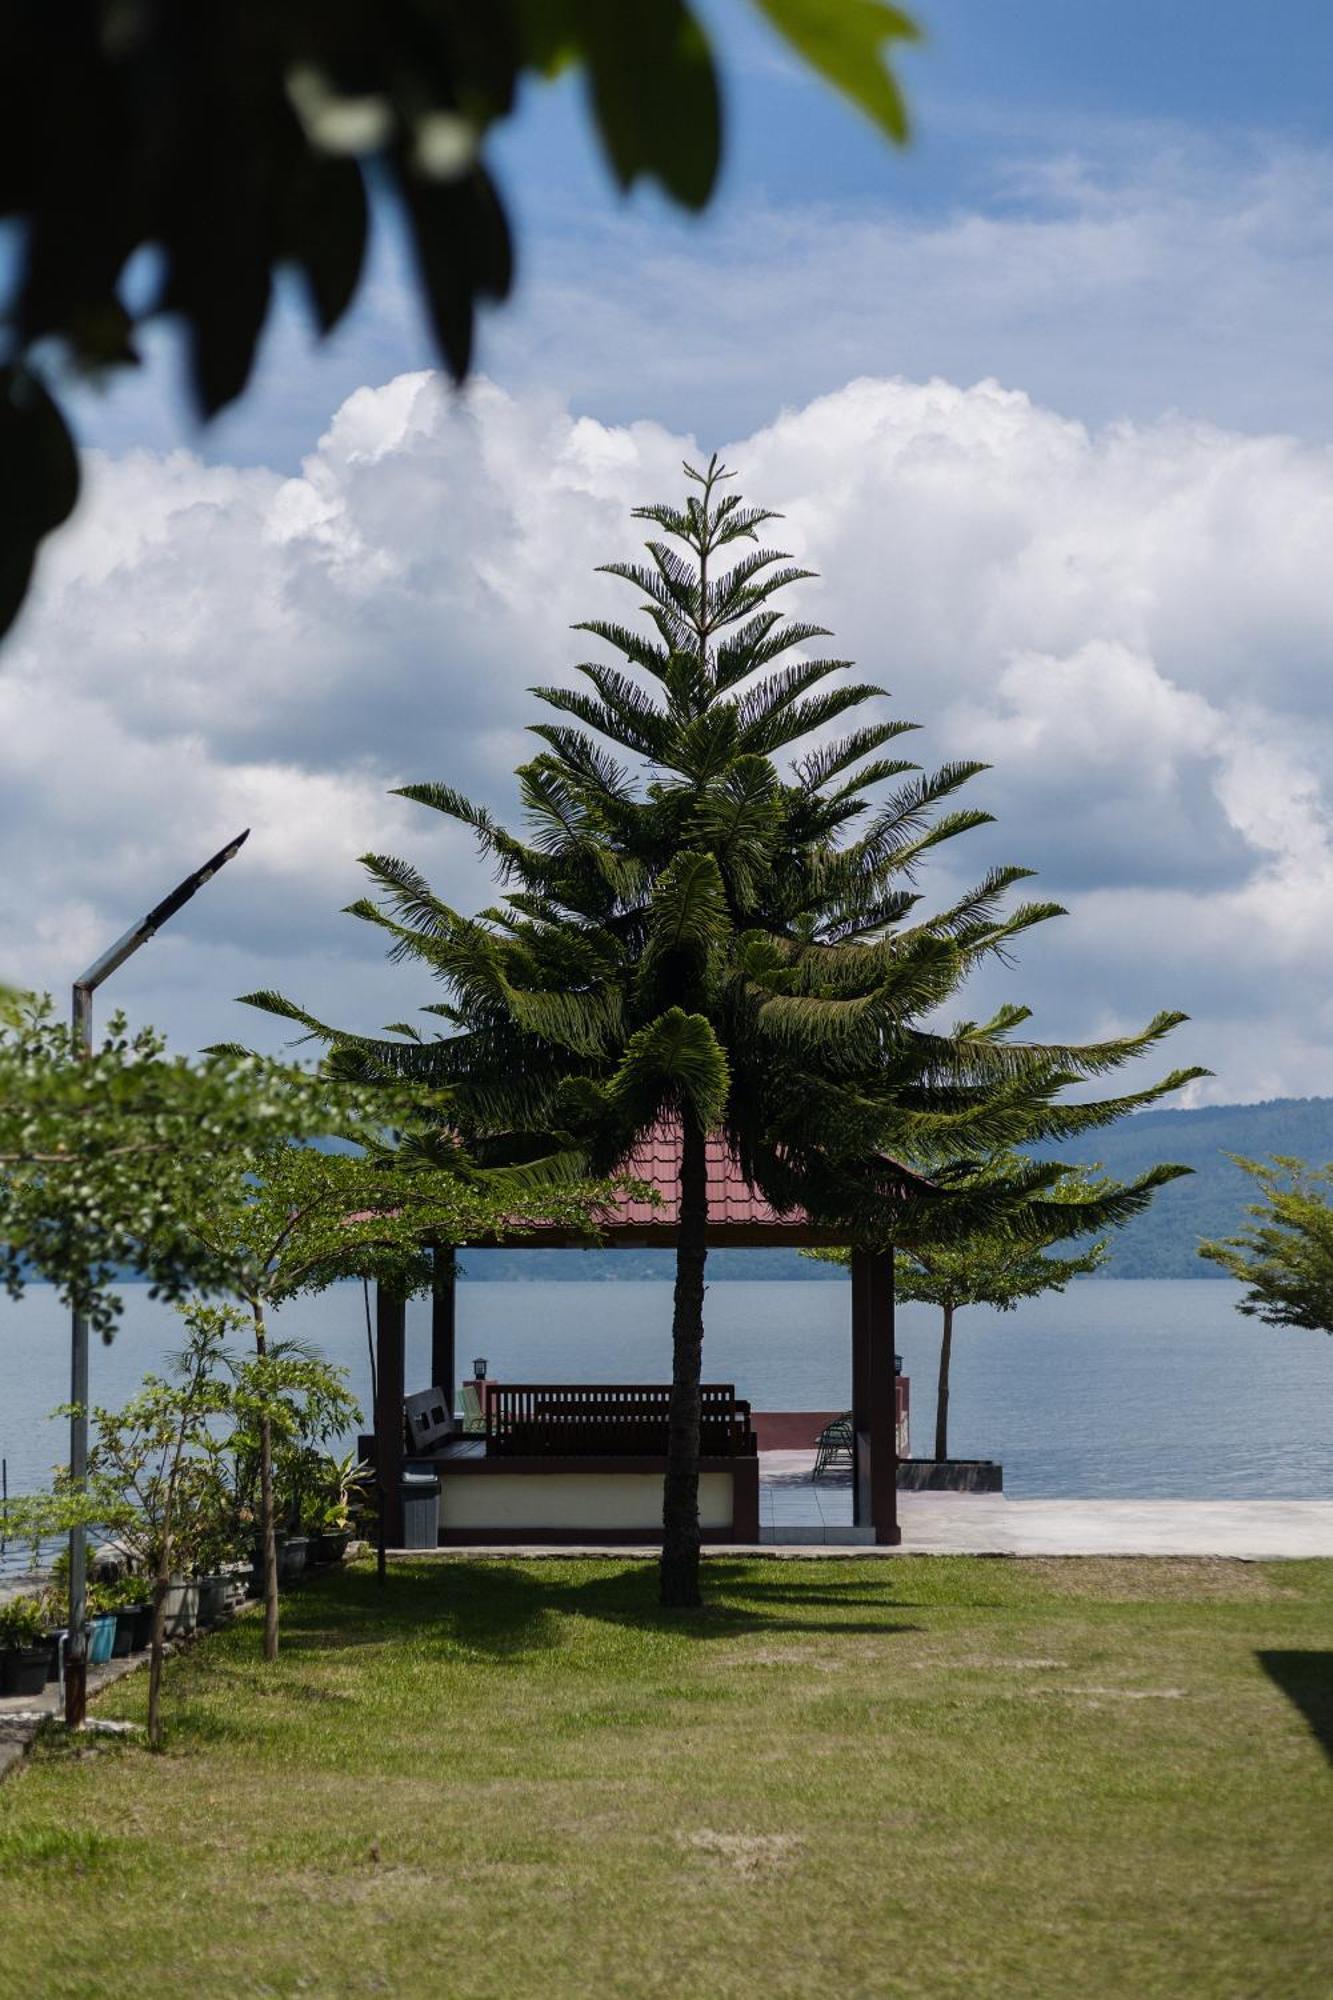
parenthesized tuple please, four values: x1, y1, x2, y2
(1257, 1651, 1333, 1763)
(278, 1560, 923, 1664)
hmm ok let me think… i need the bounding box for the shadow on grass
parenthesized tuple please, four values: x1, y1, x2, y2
(1257, 1651, 1333, 1763)
(275, 1559, 922, 1663)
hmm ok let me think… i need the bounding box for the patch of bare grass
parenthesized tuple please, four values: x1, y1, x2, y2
(681, 1829, 804, 1878)
(1014, 1557, 1299, 1602)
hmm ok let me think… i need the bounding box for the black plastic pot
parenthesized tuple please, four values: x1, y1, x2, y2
(196, 1575, 230, 1626)
(126, 1604, 154, 1651)
(1, 1644, 51, 1698)
(276, 1536, 308, 1584)
(310, 1530, 350, 1565)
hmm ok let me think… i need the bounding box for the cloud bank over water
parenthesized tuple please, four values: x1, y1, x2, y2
(4, 370, 1331, 1099)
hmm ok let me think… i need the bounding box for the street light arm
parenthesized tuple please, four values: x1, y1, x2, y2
(74, 829, 250, 1000)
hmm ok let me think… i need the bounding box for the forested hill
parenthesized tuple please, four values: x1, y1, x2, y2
(456, 1097, 1333, 1283)
(1056, 1095, 1333, 1277)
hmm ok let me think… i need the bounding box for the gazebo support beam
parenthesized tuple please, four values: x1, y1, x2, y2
(431, 1243, 457, 1409)
(850, 1248, 900, 1545)
(374, 1284, 407, 1548)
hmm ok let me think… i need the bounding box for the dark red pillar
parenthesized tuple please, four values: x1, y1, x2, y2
(430, 1244, 457, 1408)
(851, 1247, 900, 1545)
(375, 1284, 407, 1547)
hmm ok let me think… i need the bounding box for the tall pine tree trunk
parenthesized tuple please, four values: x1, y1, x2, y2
(660, 1114, 708, 1608)
(934, 1300, 954, 1463)
(253, 1299, 280, 1663)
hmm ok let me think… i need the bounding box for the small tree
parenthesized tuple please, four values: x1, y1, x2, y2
(223, 1337, 362, 1549)
(813, 1156, 1188, 1460)
(897, 1230, 1106, 1464)
(182, 1136, 613, 1660)
(0, 996, 420, 1337)
(1200, 1155, 1333, 1331)
(83, 1309, 232, 1746)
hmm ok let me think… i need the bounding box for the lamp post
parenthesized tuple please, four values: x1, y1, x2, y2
(64, 828, 249, 1728)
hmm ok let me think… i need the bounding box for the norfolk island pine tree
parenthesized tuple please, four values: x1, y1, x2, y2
(244, 459, 1205, 1607)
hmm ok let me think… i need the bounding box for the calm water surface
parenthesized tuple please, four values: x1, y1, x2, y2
(2, 1280, 1329, 1542)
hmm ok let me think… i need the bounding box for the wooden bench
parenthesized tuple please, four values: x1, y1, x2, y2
(485, 1383, 757, 1459)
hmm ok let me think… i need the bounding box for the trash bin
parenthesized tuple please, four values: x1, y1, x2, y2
(400, 1462, 441, 1550)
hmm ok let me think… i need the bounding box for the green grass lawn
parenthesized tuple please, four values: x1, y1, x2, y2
(1, 1556, 1329, 2000)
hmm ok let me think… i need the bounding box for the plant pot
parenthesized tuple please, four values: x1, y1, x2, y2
(895, 1458, 1004, 1494)
(161, 1579, 198, 1638)
(196, 1575, 230, 1626)
(125, 1604, 154, 1651)
(87, 1614, 117, 1666)
(1, 1644, 51, 1698)
(310, 1530, 350, 1566)
(110, 1612, 135, 1658)
(276, 1536, 308, 1585)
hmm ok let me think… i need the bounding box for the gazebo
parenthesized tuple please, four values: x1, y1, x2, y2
(372, 1124, 918, 1547)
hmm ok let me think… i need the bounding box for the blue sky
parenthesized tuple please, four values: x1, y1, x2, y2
(9, 4, 1333, 1103)
(65, 2, 1333, 465)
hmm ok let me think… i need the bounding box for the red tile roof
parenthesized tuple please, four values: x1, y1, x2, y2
(615, 1122, 806, 1232)
(482, 1118, 924, 1248)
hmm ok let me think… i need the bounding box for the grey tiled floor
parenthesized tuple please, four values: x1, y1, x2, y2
(759, 1449, 874, 1544)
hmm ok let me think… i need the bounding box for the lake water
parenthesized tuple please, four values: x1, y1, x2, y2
(2, 1280, 1330, 1564)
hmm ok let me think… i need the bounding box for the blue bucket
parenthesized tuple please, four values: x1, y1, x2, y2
(87, 1614, 116, 1665)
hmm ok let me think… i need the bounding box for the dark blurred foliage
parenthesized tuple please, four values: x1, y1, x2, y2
(0, 0, 918, 642)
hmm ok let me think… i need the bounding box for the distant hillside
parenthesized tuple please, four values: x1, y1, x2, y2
(457, 1098, 1333, 1282)
(1058, 1095, 1333, 1278)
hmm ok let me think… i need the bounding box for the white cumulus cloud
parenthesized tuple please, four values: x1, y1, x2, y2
(4, 369, 1332, 1100)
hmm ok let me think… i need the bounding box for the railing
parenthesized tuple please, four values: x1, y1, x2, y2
(485, 1384, 757, 1458)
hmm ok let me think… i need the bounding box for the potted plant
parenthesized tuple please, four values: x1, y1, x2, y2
(93, 1574, 152, 1656)
(0, 1594, 52, 1697)
(225, 1328, 360, 1655)
(87, 1604, 118, 1665)
(190, 1501, 241, 1627)
(84, 1311, 234, 1743)
(306, 1450, 369, 1564)
(160, 1574, 199, 1638)
(194, 1571, 231, 1626)
(276, 1532, 308, 1585)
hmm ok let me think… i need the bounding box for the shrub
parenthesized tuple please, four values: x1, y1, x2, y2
(0, 1594, 48, 1649)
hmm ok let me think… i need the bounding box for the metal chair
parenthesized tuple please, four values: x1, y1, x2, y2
(812, 1412, 854, 1480)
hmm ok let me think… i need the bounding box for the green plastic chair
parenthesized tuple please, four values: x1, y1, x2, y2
(457, 1382, 487, 1435)
(812, 1413, 853, 1480)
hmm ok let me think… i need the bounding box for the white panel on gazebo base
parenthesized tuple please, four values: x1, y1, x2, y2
(439, 1469, 735, 1533)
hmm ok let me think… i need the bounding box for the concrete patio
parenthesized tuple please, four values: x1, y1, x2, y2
(759, 1449, 1333, 1556)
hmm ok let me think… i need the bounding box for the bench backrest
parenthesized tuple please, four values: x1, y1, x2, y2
(486, 1383, 756, 1458)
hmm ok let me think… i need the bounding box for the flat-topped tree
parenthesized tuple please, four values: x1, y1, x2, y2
(246, 459, 1203, 1607)
(1201, 1155, 1333, 1332)
(817, 1153, 1194, 1462)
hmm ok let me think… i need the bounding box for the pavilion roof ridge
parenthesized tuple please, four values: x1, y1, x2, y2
(475, 1114, 928, 1250)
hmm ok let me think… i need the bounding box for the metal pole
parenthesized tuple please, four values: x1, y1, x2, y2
(64, 828, 248, 1728)
(64, 983, 93, 1728)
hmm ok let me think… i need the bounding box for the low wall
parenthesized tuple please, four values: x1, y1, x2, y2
(751, 1411, 840, 1450)
(432, 1453, 760, 1545)
(752, 1380, 911, 1456)
(440, 1469, 735, 1533)
(897, 1459, 1003, 1493)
